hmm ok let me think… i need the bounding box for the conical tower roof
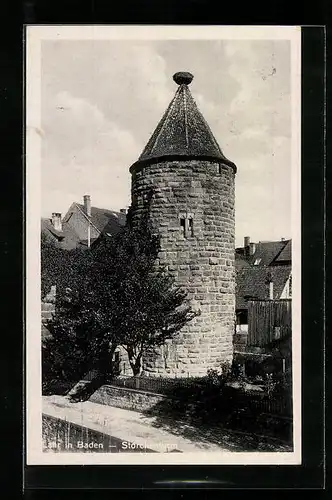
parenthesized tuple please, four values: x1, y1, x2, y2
(130, 72, 236, 172)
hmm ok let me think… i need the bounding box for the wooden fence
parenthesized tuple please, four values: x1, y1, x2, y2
(247, 299, 292, 347)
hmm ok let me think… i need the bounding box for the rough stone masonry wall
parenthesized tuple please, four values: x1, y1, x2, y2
(89, 385, 166, 413)
(131, 159, 235, 377)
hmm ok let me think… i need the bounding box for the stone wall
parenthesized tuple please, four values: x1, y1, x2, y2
(89, 384, 166, 412)
(131, 159, 236, 377)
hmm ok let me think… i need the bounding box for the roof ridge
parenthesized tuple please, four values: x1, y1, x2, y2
(270, 240, 290, 263)
(76, 203, 123, 215)
(185, 87, 223, 156)
(149, 86, 181, 156)
(183, 85, 189, 147)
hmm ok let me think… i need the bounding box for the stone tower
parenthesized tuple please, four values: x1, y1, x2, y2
(129, 72, 237, 377)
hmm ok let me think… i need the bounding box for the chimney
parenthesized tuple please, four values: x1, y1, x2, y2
(83, 195, 91, 217)
(51, 213, 62, 231)
(269, 281, 274, 300)
(249, 242, 256, 255)
(243, 236, 250, 258)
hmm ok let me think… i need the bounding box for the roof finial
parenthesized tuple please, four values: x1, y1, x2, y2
(173, 71, 194, 86)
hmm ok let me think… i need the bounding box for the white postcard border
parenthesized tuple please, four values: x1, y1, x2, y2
(25, 25, 302, 466)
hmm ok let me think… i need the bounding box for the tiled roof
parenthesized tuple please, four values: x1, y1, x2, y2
(274, 239, 292, 262)
(41, 218, 80, 250)
(235, 264, 291, 310)
(75, 204, 126, 235)
(247, 240, 289, 267)
(235, 252, 252, 270)
(131, 72, 236, 172)
(41, 205, 126, 250)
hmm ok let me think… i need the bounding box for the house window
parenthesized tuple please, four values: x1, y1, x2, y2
(236, 310, 248, 334)
(237, 310, 248, 325)
(254, 258, 262, 266)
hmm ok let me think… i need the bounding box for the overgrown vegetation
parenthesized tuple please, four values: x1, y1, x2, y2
(140, 363, 292, 442)
(41, 232, 80, 300)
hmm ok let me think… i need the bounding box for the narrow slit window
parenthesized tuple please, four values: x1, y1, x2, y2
(180, 218, 186, 236)
(180, 216, 195, 238)
(218, 163, 222, 174)
(188, 217, 194, 237)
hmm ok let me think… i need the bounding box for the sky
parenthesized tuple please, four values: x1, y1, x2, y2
(40, 38, 292, 248)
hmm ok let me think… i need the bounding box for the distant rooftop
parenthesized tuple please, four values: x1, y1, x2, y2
(235, 237, 292, 309)
(42, 200, 127, 250)
(75, 203, 126, 235)
(236, 238, 292, 266)
(236, 265, 291, 310)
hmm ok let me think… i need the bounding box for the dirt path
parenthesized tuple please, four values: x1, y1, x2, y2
(43, 395, 292, 454)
